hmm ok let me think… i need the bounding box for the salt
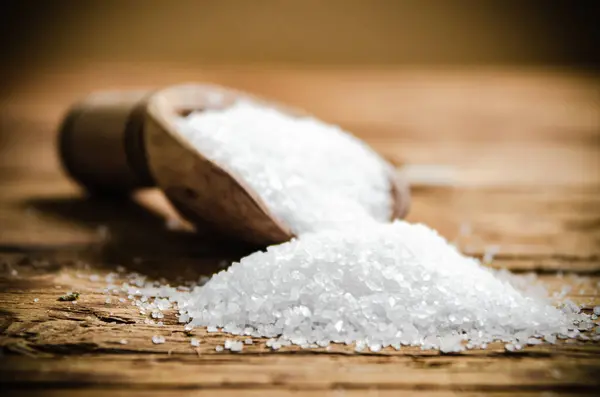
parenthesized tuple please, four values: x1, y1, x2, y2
(177, 101, 392, 234)
(544, 335, 557, 344)
(224, 339, 244, 352)
(174, 222, 572, 351)
(152, 335, 165, 344)
(105, 101, 584, 354)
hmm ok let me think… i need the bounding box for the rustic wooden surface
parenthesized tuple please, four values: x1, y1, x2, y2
(0, 66, 599, 396)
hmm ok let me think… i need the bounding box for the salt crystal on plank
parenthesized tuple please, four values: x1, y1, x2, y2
(152, 335, 165, 344)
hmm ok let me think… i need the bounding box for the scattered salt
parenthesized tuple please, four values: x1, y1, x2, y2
(152, 335, 165, 344)
(215, 345, 224, 352)
(33, 298, 39, 303)
(224, 339, 244, 352)
(190, 338, 200, 347)
(593, 306, 600, 316)
(120, 339, 128, 345)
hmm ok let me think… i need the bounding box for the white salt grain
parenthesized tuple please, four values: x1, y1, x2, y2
(593, 306, 600, 316)
(544, 335, 557, 344)
(190, 338, 200, 347)
(526, 338, 542, 345)
(152, 335, 165, 344)
(215, 345, 224, 352)
(224, 340, 244, 352)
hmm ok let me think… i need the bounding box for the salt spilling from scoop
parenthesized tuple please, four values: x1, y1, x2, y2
(116, 100, 587, 352)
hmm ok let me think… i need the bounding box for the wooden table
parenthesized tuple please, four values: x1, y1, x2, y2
(1, 66, 599, 396)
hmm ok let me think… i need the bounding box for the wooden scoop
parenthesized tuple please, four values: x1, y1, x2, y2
(59, 84, 410, 246)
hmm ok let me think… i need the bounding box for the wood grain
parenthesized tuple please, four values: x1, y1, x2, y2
(0, 67, 599, 396)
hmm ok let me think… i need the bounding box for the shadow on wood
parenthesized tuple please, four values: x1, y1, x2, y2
(23, 196, 257, 281)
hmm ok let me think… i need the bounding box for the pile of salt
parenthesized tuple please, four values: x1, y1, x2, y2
(125, 100, 586, 353)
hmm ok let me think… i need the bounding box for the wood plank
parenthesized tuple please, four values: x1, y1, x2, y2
(1, 182, 599, 269)
(1, 69, 598, 263)
(1, 354, 599, 393)
(11, 392, 599, 397)
(2, 68, 599, 188)
(1, 262, 599, 358)
(1, 68, 599, 394)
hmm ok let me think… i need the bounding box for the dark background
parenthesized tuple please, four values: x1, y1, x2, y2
(1, 0, 598, 87)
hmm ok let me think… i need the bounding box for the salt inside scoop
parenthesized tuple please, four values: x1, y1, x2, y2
(176, 100, 392, 235)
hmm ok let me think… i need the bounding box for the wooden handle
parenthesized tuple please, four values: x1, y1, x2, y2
(58, 90, 156, 194)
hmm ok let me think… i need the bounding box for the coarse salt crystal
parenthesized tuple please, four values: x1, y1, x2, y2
(152, 335, 165, 344)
